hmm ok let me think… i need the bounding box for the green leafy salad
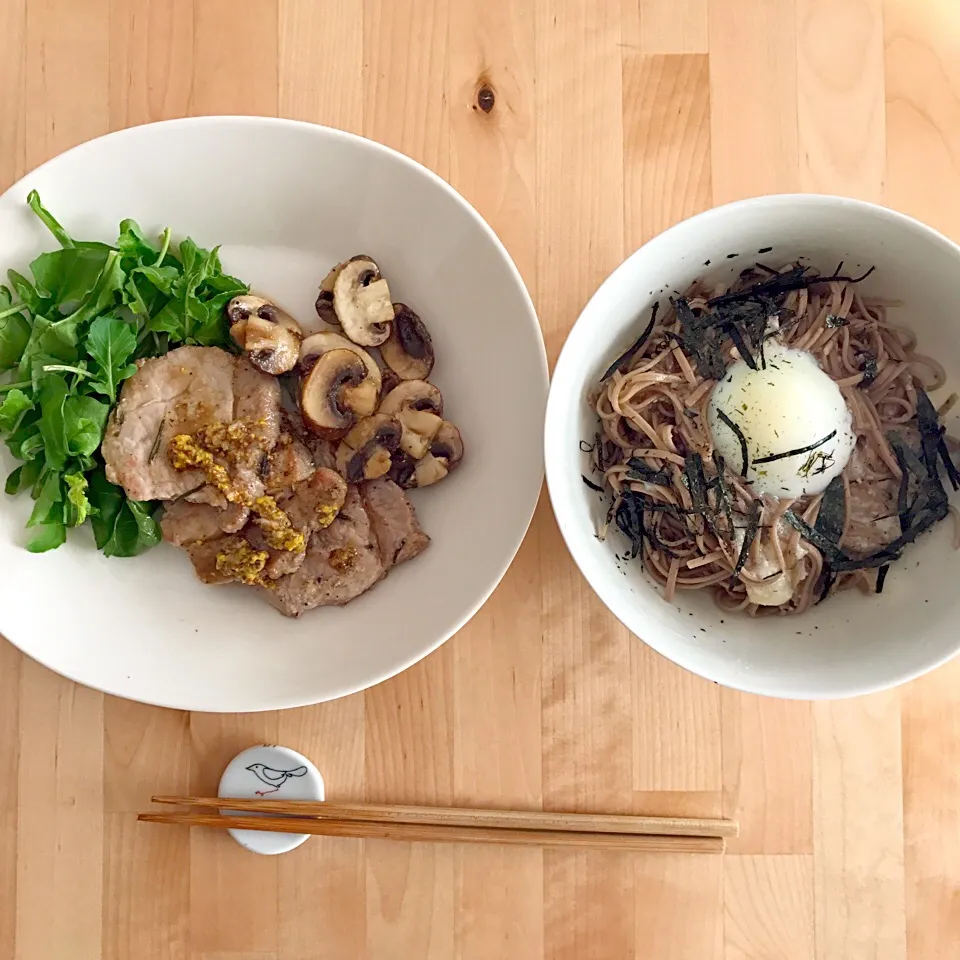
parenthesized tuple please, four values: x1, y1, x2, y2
(0, 192, 249, 556)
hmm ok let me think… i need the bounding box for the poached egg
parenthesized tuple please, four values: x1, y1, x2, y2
(707, 343, 856, 499)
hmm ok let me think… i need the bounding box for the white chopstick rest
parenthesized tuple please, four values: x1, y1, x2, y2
(218, 744, 324, 855)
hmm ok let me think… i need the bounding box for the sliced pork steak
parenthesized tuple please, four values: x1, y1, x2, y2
(160, 499, 249, 547)
(362, 478, 430, 569)
(263, 486, 384, 617)
(101, 346, 282, 502)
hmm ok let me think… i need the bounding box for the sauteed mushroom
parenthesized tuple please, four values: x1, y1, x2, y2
(227, 295, 303, 375)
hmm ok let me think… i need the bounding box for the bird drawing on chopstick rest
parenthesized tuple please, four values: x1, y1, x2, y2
(245, 762, 309, 795)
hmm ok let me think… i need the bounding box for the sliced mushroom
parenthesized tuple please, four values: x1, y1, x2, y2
(227, 295, 303, 375)
(389, 421, 463, 488)
(380, 303, 435, 380)
(333, 257, 394, 347)
(335, 414, 402, 482)
(315, 262, 345, 325)
(300, 331, 382, 400)
(300, 349, 376, 439)
(379, 380, 444, 459)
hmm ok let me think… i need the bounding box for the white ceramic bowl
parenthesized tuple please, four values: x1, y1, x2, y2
(546, 195, 960, 699)
(0, 117, 547, 711)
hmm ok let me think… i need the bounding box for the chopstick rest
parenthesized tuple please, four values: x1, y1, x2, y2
(218, 744, 324, 855)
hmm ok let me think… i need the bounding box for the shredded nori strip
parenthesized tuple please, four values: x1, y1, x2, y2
(723, 319, 758, 370)
(734, 497, 760, 577)
(814, 475, 846, 545)
(711, 454, 735, 539)
(753, 429, 837, 466)
(825, 313, 848, 328)
(614, 494, 645, 561)
(915, 388, 960, 490)
(782, 509, 847, 564)
(706, 264, 875, 308)
(625, 457, 673, 486)
(582, 475, 604, 492)
(813, 476, 846, 601)
(716, 409, 750, 477)
(672, 297, 727, 380)
(683, 452, 708, 518)
(875, 564, 890, 594)
(600, 301, 659, 381)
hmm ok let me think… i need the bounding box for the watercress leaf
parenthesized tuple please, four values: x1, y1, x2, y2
(0, 388, 33, 434)
(64, 470, 93, 526)
(85, 315, 138, 401)
(27, 190, 75, 249)
(63, 394, 109, 458)
(26, 519, 66, 553)
(37, 373, 69, 470)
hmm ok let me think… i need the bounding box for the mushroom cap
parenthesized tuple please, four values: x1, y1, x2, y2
(380, 382, 444, 459)
(315, 261, 345, 325)
(227, 295, 303, 375)
(333, 257, 394, 347)
(335, 414, 403, 482)
(378, 379, 443, 417)
(300, 332, 381, 420)
(387, 422, 462, 489)
(299, 348, 371, 439)
(300, 332, 382, 391)
(380, 303, 435, 380)
(432, 420, 464, 468)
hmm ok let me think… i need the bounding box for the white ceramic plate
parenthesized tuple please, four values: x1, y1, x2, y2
(546, 195, 960, 700)
(0, 117, 547, 711)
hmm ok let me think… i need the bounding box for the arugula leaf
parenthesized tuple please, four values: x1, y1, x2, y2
(0, 388, 32, 433)
(55, 249, 125, 332)
(85, 315, 138, 401)
(88, 468, 160, 557)
(116, 219, 159, 263)
(29, 245, 112, 304)
(27, 190, 75, 248)
(0, 287, 31, 371)
(27, 469, 63, 527)
(5, 458, 42, 496)
(37, 373, 70, 470)
(63, 394, 109, 458)
(27, 520, 66, 553)
(7, 269, 43, 314)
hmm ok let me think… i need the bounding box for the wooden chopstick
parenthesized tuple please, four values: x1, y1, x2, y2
(138, 811, 726, 853)
(149, 795, 738, 839)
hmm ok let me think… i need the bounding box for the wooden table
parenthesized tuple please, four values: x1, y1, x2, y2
(1, 0, 958, 957)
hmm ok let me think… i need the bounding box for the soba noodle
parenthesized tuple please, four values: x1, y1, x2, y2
(588, 264, 954, 615)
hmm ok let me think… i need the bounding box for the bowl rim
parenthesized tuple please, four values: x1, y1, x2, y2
(545, 192, 960, 700)
(0, 115, 549, 710)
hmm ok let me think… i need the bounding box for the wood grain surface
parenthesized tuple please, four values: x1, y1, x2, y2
(1, 0, 959, 957)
